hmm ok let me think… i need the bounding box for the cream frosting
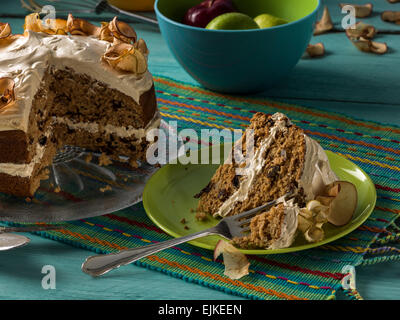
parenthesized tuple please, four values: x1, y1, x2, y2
(0, 31, 153, 132)
(215, 112, 337, 219)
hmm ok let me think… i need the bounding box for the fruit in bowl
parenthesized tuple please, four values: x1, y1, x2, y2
(254, 13, 288, 28)
(183, 0, 237, 28)
(206, 12, 259, 30)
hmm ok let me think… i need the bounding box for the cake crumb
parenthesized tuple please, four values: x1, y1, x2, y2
(100, 185, 112, 193)
(85, 152, 93, 163)
(54, 186, 61, 193)
(190, 208, 195, 213)
(99, 153, 113, 166)
(184, 226, 189, 230)
(180, 218, 186, 224)
(129, 158, 139, 168)
(195, 211, 208, 221)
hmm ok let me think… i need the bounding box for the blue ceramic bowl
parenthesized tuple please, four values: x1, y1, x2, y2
(155, 0, 320, 93)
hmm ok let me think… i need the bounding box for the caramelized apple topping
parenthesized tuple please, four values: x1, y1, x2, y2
(314, 6, 333, 35)
(345, 22, 376, 39)
(67, 14, 100, 37)
(0, 77, 15, 110)
(108, 17, 137, 44)
(214, 240, 249, 280)
(339, 3, 373, 18)
(381, 11, 400, 24)
(298, 200, 329, 243)
(0, 22, 11, 39)
(305, 43, 325, 58)
(103, 43, 147, 74)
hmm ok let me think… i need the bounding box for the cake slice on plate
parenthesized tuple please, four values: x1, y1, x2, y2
(0, 14, 160, 197)
(195, 112, 338, 249)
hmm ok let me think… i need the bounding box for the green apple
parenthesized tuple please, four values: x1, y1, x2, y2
(206, 12, 259, 30)
(254, 13, 288, 29)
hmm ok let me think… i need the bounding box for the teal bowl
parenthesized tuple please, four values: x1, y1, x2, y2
(155, 0, 320, 93)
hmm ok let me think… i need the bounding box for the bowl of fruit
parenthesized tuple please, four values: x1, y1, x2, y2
(155, 0, 320, 93)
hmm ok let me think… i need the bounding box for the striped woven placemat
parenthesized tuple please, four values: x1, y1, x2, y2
(8, 75, 400, 300)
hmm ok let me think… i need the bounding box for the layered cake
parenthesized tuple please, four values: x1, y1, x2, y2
(0, 14, 160, 197)
(195, 112, 338, 249)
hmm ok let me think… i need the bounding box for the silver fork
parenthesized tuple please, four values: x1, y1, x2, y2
(81, 193, 292, 277)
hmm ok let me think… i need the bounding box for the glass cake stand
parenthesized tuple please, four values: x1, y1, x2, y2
(0, 120, 185, 222)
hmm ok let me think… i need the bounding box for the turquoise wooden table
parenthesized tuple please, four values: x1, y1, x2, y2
(0, 0, 399, 300)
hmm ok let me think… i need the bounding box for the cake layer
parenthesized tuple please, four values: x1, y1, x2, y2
(0, 31, 154, 133)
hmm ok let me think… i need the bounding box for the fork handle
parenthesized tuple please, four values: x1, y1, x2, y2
(81, 227, 219, 277)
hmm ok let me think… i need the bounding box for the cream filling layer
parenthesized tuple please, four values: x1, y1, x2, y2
(0, 112, 161, 178)
(54, 110, 161, 139)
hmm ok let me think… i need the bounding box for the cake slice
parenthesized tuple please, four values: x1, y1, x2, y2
(195, 112, 337, 249)
(0, 15, 160, 197)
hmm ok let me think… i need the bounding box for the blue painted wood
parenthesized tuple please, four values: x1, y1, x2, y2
(0, 0, 399, 300)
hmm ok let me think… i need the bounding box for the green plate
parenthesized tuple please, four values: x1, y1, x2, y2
(143, 144, 377, 254)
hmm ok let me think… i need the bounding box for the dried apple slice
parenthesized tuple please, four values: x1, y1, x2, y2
(314, 6, 333, 35)
(134, 38, 149, 56)
(23, 13, 43, 34)
(0, 22, 11, 39)
(324, 181, 358, 226)
(67, 14, 100, 37)
(351, 37, 388, 54)
(103, 43, 147, 74)
(381, 11, 400, 24)
(99, 22, 114, 42)
(214, 240, 250, 280)
(0, 77, 15, 110)
(339, 3, 373, 18)
(108, 17, 137, 44)
(41, 18, 68, 35)
(346, 22, 376, 40)
(305, 43, 325, 58)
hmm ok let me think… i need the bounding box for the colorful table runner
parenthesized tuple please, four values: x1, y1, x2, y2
(8, 76, 400, 300)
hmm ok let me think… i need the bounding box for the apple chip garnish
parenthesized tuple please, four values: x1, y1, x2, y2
(108, 17, 137, 44)
(346, 22, 376, 40)
(0, 22, 11, 39)
(99, 22, 114, 42)
(298, 200, 329, 243)
(0, 77, 15, 110)
(41, 18, 68, 35)
(214, 240, 249, 280)
(103, 43, 147, 74)
(314, 6, 333, 35)
(23, 13, 43, 34)
(350, 37, 388, 54)
(305, 43, 325, 58)
(134, 38, 149, 56)
(317, 181, 358, 226)
(339, 3, 373, 18)
(381, 11, 400, 25)
(67, 14, 100, 37)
